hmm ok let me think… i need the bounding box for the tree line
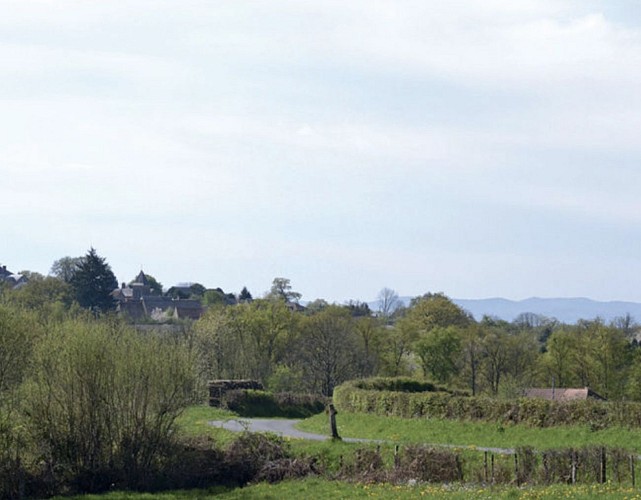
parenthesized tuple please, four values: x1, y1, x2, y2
(192, 290, 640, 400)
(2, 248, 641, 400)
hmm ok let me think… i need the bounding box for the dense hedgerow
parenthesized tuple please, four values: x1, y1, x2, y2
(349, 377, 446, 393)
(223, 389, 327, 418)
(333, 380, 641, 428)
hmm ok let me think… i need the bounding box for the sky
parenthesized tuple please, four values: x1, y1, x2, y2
(2, 1, 641, 303)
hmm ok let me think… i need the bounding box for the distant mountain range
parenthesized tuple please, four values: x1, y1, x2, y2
(380, 297, 641, 324)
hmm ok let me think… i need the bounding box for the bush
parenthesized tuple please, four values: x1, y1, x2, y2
(23, 318, 197, 492)
(223, 390, 327, 418)
(349, 377, 448, 393)
(395, 445, 463, 483)
(160, 436, 226, 490)
(338, 446, 387, 483)
(224, 432, 290, 485)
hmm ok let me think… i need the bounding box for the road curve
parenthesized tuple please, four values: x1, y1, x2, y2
(208, 418, 513, 454)
(209, 418, 373, 443)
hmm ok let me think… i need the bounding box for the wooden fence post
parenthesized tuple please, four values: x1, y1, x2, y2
(491, 454, 495, 484)
(394, 445, 400, 469)
(571, 451, 577, 485)
(484, 451, 488, 483)
(601, 447, 607, 484)
(328, 403, 341, 440)
(514, 453, 520, 486)
(631, 455, 635, 487)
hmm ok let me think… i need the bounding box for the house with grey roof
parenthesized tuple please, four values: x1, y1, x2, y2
(112, 271, 203, 322)
(0, 265, 28, 289)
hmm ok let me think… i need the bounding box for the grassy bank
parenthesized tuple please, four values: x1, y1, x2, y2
(297, 411, 641, 453)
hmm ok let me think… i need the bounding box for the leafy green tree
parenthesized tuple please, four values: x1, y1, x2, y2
(70, 248, 118, 314)
(268, 277, 302, 303)
(378, 321, 418, 377)
(405, 292, 472, 331)
(1, 275, 74, 322)
(625, 349, 641, 401)
(193, 306, 239, 381)
(414, 326, 461, 383)
(17, 270, 44, 281)
(194, 298, 298, 383)
(242, 299, 298, 380)
(305, 298, 329, 314)
(267, 364, 305, 393)
(588, 321, 629, 399)
(539, 326, 576, 388)
(167, 282, 206, 300)
(203, 288, 236, 306)
(396, 292, 470, 381)
(50, 256, 83, 283)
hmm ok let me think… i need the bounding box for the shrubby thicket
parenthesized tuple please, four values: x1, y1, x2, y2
(0, 304, 197, 497)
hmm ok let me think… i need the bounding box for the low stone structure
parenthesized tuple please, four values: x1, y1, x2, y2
(208, 379, 263, 407)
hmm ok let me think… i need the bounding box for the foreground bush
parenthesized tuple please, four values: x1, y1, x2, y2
(23, 318, 197, 492)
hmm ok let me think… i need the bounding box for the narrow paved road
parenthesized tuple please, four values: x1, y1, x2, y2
(208, 418, 513, 454)
(209, 418, 374, 443)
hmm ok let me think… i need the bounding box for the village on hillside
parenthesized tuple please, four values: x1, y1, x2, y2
(0, 261, 306, 324)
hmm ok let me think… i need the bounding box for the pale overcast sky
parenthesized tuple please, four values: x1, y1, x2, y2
(2, 1, 641, 303)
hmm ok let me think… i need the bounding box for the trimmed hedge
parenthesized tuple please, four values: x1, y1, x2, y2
(334, 383, 641, 428)
(349, 377, 446, 393)
(223, 390, 327, 418)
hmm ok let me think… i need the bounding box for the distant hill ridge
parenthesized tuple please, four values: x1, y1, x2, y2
(430, 297, 641, 324)
(365, 296, 641, 324)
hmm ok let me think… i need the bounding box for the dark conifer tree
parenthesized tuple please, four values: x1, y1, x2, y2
(239, 286, 253, 302)
(70, 247, 118, 314)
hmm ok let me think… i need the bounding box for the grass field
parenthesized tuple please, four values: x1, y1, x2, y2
(176, 405, 238, 443)
(60, 478, 641, 499)
(297, 411, 641, 453)
(178, 404, 641, 455)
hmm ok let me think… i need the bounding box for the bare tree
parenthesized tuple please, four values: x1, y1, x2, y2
(377, 287, 400, 322)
